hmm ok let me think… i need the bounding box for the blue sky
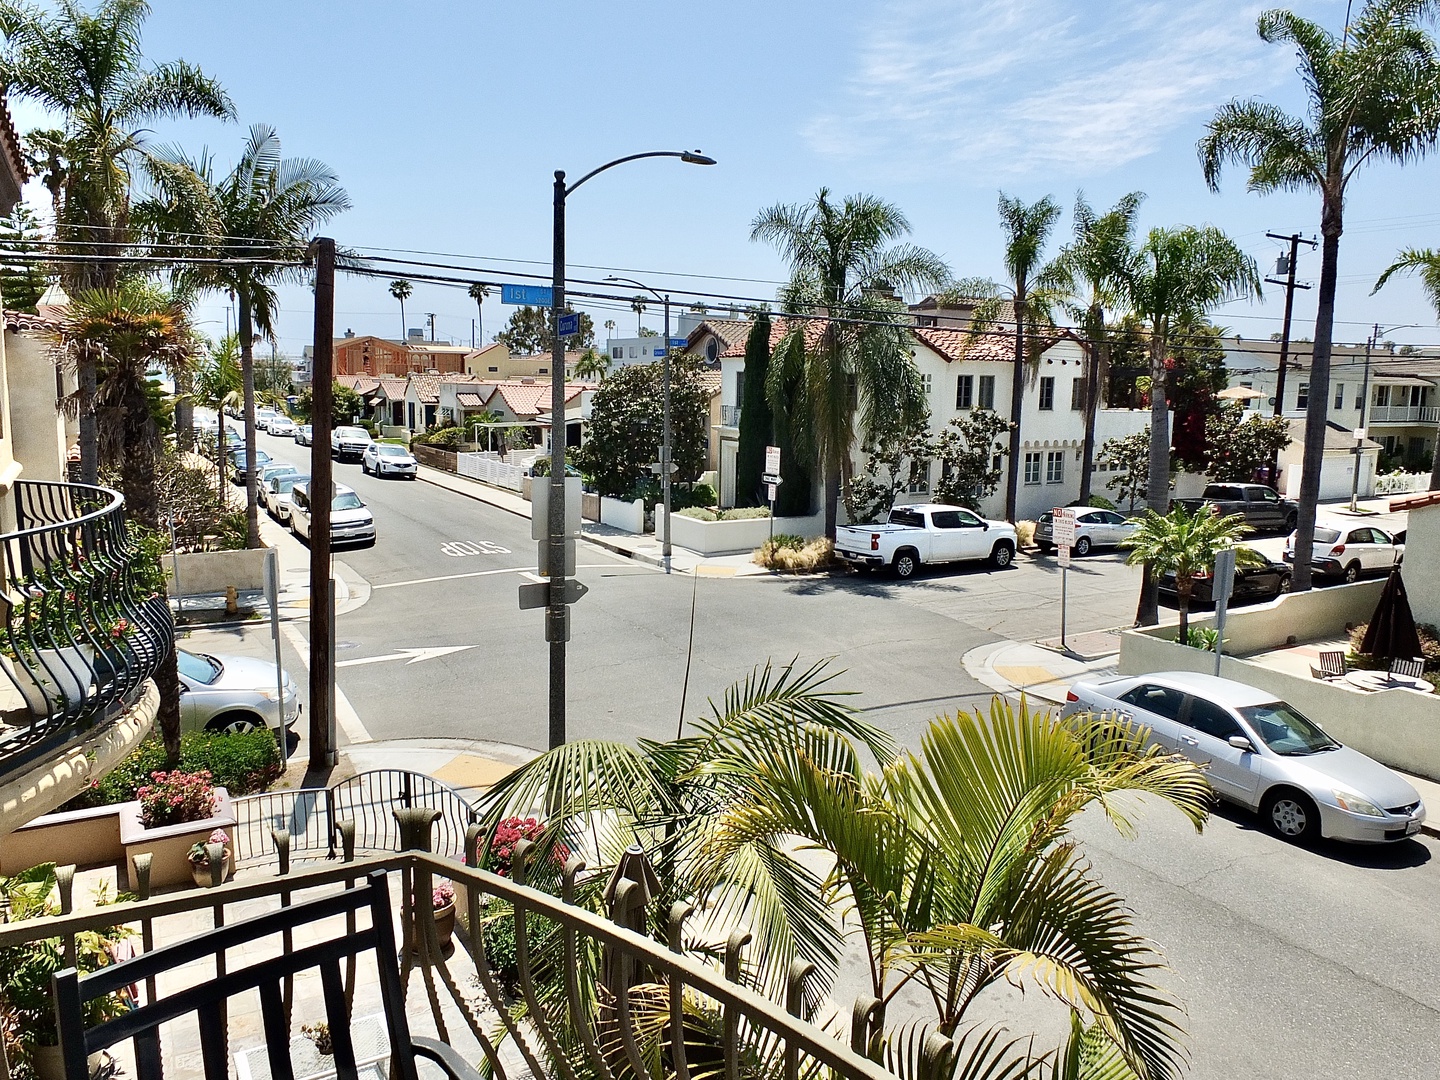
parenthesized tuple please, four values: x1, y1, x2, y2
(10, 0, 1440, 354)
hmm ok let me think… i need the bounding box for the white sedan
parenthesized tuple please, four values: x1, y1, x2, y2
(362, 443, 418, 479)
(1035, 507, 1138, 556)
(266, 415, 297, 437)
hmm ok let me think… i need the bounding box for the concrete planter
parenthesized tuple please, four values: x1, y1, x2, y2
(0, 802, 124, 875)
(118, 787, 235, 890)
(668, 511, 826, 556)
(166, 547, 267, 597)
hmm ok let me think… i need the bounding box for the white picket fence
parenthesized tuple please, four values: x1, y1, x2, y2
(1375, 471, 1432, 495)
(455, 451, 532, 491)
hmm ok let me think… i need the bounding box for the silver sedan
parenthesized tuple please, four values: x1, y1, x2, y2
(1063, 670, 1424, 844)
(177, 648, 300, 735)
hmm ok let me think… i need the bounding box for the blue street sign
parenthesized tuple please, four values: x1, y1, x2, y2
(653, 347, 666, 356)
(557, 311, 580, 338)
(501, 283, 554, 306)
(668, 337, 687, 348)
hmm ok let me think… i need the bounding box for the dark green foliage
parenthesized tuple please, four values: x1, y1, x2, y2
(0, 206, 48, 312)
(1099, 428, 1150, 511)
(411, 424, 465, 449)
(65, 729, 283, 810)
(495, 304, 594, 353)
(577, 355, 711, 499)
(1206, 402, 1292, 481)
(295, 381, 361, 426)
(734, 313, 774, 507)
(844, 416, 933, 524)
(933, 409, 1014, 510)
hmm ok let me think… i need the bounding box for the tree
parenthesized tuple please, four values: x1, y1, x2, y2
(1375, 247, 1440, 487)
(0, 0, 235, 485)
(1166, 319, 1231, 472)
(494, 304, 593, 354)
(1121, 505, 1265, 644)
(636, 325, 658, 338)
(843, 414, 933, 524)
(293, 381, 359, 427)
(752, 189, 949, 538)
(571, 346, 608, 381)
(1121, 226, 1259, 626)
(603, 318, 615, 339)
(1100, 428, 1151, 512)
(1199, 0, 1440, 592)
(1052, 192, 1145, 503)
(0, 205, 49, 312)
(467, 281, 489, 345)
(630, 293, 647, 334)
(137, 124, 349, 549)
(194, 333, 241, 498)
(1206, 401, 1293, 482)
(932, 408, 1013, 509)
(734, 312, 776, 508)
(388, 279, 412, 339)
(577, 355, 711, 498)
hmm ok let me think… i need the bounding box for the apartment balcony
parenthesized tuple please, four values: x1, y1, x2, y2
(720, 404, 741, 428)
(0, 480, 171, 824)
(1368, 404, 1440, 425)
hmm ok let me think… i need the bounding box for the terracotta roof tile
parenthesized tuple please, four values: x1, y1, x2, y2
(3, 309, 59, 333)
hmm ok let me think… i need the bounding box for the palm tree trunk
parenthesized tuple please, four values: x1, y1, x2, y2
(1177, 583, 1190, 645)
(155, 641, 182, 765)
(1078, 334, 1102, 503)
(1004, 305, 1025, 522)
(174, 369, 195, 454)
(238, 282, 261, 549)
(1136, 321, 1169, 627)
(1293, 197, 1343, 593)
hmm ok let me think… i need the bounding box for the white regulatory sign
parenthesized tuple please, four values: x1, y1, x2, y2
(1052, 507, 1077, 548)
(1057, 546, 1071, 569)
(764, 445, 781, 477)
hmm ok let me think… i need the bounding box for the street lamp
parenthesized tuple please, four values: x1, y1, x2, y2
(1350, 322, 1418, 512)
(545, 149, 715, 750)
(606, 275, 675, 568)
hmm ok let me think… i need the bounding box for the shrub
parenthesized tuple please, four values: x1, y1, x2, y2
(412, 425, 465, 449)
(671, 483, 718, 511)
(719, 507, 769, 520)
(754, 537, 834, 572)
(67, 730, 283, 811)
(481, 816, 569, 878)
(769, 533, 805, 551)
(676, 507, 716, 521)
(136, 769, 216, 828)
(1179, 626, 1221, 652)
(1086, 493, 1117, 510)
(1016, 520, 1036, 547)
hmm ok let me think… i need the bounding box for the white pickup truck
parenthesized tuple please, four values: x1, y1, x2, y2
(835, 503, 1018, 579)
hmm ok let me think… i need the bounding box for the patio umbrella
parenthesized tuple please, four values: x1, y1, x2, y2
(1360, 568, 1423, 661)
(1217, 385, 1266, 401)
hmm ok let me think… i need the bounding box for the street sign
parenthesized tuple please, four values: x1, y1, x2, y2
(1052, 507, 1077, 548)
(519, 579, 589, 610)
(501, 283, 554, 306)
(649, 461, 679, 475)
(653, 347, 666, 356)
(1353, 427, 1367, 441)
(668, 337, 687, 348)
(767, 483, 777, 501)
(531, 477, 583, 540)
(765, 445, 781, 476)
(1058, 546, 1071, 569)
(762, 473, 781, 485)
(1212, 546, 1238, 607)
(557, 311, 579, 337)
(536, 538, 577, 577)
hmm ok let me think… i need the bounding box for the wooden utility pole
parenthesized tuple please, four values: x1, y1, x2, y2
(1264, 231, 1317, 487)
(308, 237, 337, 769)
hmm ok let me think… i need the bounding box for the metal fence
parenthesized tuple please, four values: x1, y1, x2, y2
(455, 451, 528, 491)
(0, 480, 172, 784)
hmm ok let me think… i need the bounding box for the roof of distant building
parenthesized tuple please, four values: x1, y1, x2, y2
(3, 309, 59, 334)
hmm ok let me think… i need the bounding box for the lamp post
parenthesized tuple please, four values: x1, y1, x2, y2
(546, 150, 715, 749)
(1350, 322, 1417, 512)
(606, 275, 674, 567)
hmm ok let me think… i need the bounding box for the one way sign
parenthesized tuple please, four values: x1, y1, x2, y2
(518, 579, 589, 610)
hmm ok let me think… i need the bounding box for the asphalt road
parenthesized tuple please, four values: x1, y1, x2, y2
(241, 430, 1440, 1080)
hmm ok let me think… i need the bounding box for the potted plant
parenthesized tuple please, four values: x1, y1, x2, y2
(187, 828, 233, 887)
(409, 880, 456, 953)
(300, 1021, 333, 1057)
(119, 769, 236, 889)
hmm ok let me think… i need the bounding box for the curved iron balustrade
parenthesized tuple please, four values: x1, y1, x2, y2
(0, 480, 173, 781)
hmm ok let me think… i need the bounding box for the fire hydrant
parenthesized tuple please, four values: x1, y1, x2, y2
(225, 585, 239, 616)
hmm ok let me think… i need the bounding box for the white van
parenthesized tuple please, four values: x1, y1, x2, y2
(289, 481, 376, 547)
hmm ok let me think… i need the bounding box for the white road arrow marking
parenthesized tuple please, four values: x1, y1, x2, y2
(336, 645, 478, 669)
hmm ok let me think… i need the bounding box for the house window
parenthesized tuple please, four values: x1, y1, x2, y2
(488, 366, 498, 372)
(1355, 386, 1364, 409)
(956, 374, 973, 409)
(1046, 451, 1064, 484)
(1334, 383, 1345, 409)
(1240, 381, 1255, 409)
(1296, 383, 1308, 409)
(736, 370, 746, 403)
(612, 346, 623, 360)
(920, 373, 933, 394)
(907, 462, 931, 494)
(628, 346, 637, 358)
(1024, 452, 1042, 485)
(1039, 377, 1055, 411)
(1070, 378, 1085, 411)
(978, 375, 995, 410)
(1374, 385, 1390, 407)
(538, 368, 548, 375)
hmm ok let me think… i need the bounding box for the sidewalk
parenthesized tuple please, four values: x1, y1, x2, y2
(963, 634, 1440, 838)
(415, 464, 773, 577)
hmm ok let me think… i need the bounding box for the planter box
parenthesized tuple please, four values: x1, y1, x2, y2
(668, 511, 826, 556)
(600, 496, 645, 534)
(119, 787, 236, 890)
(167, 547, 267, 597)
(0, 803, 123, 875)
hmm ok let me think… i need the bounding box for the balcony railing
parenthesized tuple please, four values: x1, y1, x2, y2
(0, 480, 172, 783)
(1368, 404, 1439, 425)
(720, 404, 741, 428)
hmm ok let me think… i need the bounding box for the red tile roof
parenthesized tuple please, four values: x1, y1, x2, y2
(496, 382, 586, 418)
(1388, 490, 1440, 511)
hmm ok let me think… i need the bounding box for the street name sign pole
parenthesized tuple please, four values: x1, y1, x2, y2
(1212, 546, 1237, 676)
(1052, 507, 1077, 653)
(763, 444, 781, 543)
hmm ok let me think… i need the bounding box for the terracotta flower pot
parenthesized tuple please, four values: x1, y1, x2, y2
(411, 901, 456, 953)
(190, 849, 233, 887)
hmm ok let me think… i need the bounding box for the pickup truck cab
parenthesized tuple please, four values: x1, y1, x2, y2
(1174, 483, 1298, 535)
(835, 504, 1017, 579)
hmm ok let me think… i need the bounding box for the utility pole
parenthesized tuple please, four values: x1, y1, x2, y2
(661, 293, 672, 566)
(548, 170, 570, 751)
(1264, 231, 1317, 490)
(426, 313, 436, 342)
(307, 238, 337, 770)
(1350, 325, 1376, 512)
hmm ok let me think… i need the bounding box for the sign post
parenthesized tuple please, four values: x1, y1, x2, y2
(263, 548, 288, 760)
(1051, 508, 1077, 653)
(763, 445, 781, 542)
(1212, 546, 1237, 676)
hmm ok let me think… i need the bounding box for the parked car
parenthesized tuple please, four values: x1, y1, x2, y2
(290, 481, 376, 546)
(255, 407, 280, 429)
(295, 423, 313, 446)
(1063, 670, 1425, 844)
(361, 443, 418, 478)
(259, 461, 298, 490)
(331, 425, 373, 461)
(1283, 518, 1402, 583)
(834, 504, 1017, 578)
(266, 415, 297, 437)
(176, 647, 300, 734)
(262, 472, 309, 523)
(1035, 507, 1138, 555)
(228, 448, 272, 483)
(1158, 549, 1291, 606)
(1173, 483, 1299, 534)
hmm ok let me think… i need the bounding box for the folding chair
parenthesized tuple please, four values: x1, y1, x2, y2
(51, 870, 480, 1080)
(1310, 651, 1348, 680)
(1389, 657, 1425, 683)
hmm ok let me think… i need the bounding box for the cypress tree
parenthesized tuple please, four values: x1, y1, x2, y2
(733, 312, 773, 506)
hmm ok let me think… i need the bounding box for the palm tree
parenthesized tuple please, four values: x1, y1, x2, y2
(1121, 505, 1265, 644)
(137, 124, 350, 548)
(389, 279, 413, 340)
(0, 0, 235, 485)
(195, 334, 242, 499)
(1052, 191, 1145, 504)
(1374, 247, 1440, 487)
(467, 281, 489, 346)
(571, 346, 609, 382)
(1199, 0, 1440, 592)
(1120, 227, 1259, 625)
(751, 189, 950, 537)
(629, 294, 647, 335)
(960, 193, 1063, 523)
(603, 318, 616, 340)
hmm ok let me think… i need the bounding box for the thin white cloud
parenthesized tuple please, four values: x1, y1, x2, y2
(805, 0, 1279, 178)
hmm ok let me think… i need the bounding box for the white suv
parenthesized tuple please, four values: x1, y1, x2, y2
(289, 481, 376, 547)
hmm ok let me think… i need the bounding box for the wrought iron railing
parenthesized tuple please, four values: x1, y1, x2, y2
(0, 480, 172, 782)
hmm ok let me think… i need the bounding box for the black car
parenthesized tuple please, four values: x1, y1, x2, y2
(1158, 557, 1291, 607)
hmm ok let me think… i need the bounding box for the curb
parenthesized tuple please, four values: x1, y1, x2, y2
(416, 467, 531, 521)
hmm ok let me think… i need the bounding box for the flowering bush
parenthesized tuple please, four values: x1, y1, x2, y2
(484, 816, 569, 877)
(186, 829, 231, 867)
(136, 769, 216, 829)
(432, 881, 455, 910)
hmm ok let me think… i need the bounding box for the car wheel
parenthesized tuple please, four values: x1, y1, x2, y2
(990, 541, 1015, 568)
(207, 712, 262, 735)
(1074, 536, 1092, 557)
(1037, 541, 1054, 553)
(1283, 512, 1297, 534)
(1343, 561, 1361, 584)
(1262, 788, 1319, 843)
(892, 549, 919, 580)
(1276, 573, 1292, 595)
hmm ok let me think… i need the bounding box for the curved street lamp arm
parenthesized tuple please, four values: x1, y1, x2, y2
(565, 150, 713, 197)
(606, 275, 664, 303)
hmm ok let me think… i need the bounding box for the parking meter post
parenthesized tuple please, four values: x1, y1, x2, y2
(1060, 560, 1068, 653)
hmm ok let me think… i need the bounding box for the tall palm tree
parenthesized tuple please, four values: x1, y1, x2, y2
(0, 0, 235, 485)
(629, 294, 647, 335)
(1199, 0, 1440, 591)
(1121, 227, 1260, 625)
(137, 124, 350, 548)
(389, 278, 413, 340)
(1052, 192, 1145, 504)
(751, 189, 950, 537)
(603, 318, 616, 340)
(1374, 247, 1440, 487)
(466, 281, 489, 346)
(195, 333, 242, 499)
(961, 193, 1063, 523)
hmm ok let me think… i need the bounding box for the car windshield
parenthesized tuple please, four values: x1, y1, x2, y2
(176, 649, 221, 685)
(1312, 527, 1340, 544)
(1238, 702, 1340, 756)
(333, 492, 364, 510)
(336, 427, 368, 439)
(377, 445, 409, 457)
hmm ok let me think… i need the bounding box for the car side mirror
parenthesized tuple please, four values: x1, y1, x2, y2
(981, 521, 989, 531)
(1227, 735, 1254, 753)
